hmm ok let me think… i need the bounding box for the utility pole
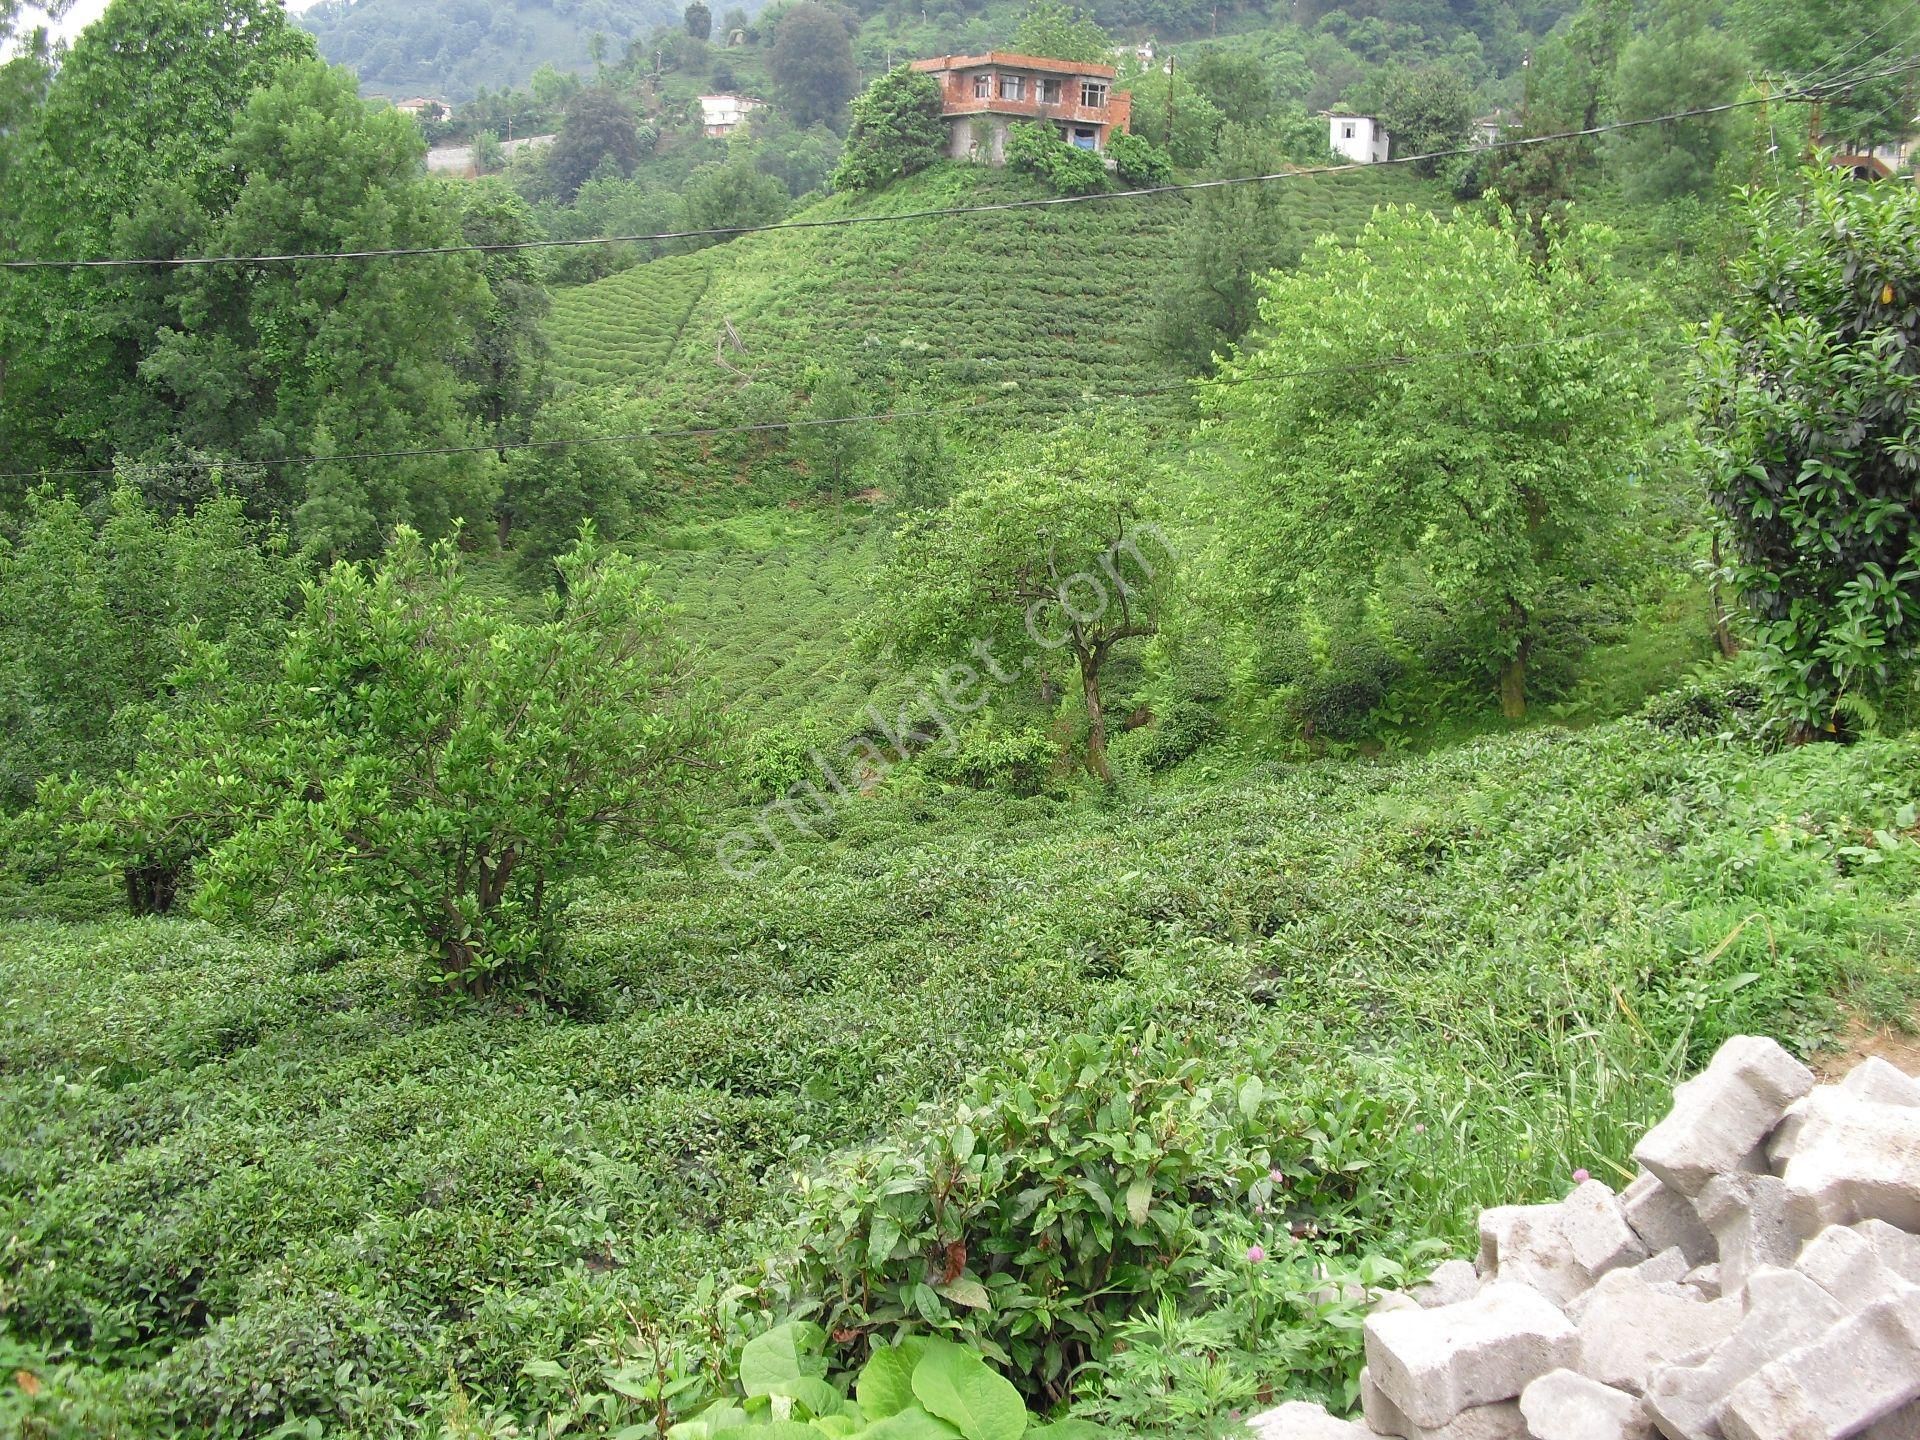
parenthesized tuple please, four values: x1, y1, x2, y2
(1165, 51, 1175, 148)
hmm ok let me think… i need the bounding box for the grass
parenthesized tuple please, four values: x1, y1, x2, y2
(5, 709, 1918, 1435)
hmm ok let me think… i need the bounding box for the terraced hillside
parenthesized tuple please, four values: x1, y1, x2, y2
(547, 162, 1445, 420)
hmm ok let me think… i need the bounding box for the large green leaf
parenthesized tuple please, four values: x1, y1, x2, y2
(857, 1405, 965, 1439)
(856, 1339, 926, 1420)
(740, 1323, 830, 1398)
(1026, 1422, 1107, 1439)
(910, 1342, 1027, 1440)
(714, 1424, 822, 1440)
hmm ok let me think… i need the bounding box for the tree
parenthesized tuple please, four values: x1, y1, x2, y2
(1007, 0, 1111, 64)
(873, 430, 1173, 782)
(1372, 63, 1472, 174)
(454, 181, 551, 477)
(833, 65, 946, 192)
(0, 0, 316, 480)
(1608, 0, 1749, 202)
(792, 368, 872, 497)
(1205, 207, 1658, 721)
(3, 488, 299, 908)
(1121, 67, 1225, 168)
(1697, 169, 1920, 738)
(547, 87, 643, 200)
(767, 2, 857, 131)
(1184, 51, 1274, 127)
(681, 155, 790, 243)
(1107, 130, 1173, 186)
(886, 384, 950, 512)
(1006, 121, 1109, 194)
(1727, 0, 1920, 148)
(137, 59, 495, 559)
(501, 394, 653, 572)
(684, 0, 711, 39)
(71, 529, 721, 988)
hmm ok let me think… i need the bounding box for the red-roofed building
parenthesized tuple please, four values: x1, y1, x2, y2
(910, 52, 1133, 165)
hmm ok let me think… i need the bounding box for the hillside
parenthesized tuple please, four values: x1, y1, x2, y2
(546, 163, 1446, 433)
(299, 0, 694, 99)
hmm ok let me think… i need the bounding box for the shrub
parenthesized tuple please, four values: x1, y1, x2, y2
(833, 66, 947, 192)
(931, 720, 1058, 795)
(1107, 130, 1173, 187)
(1133, 698, 1222, 771)
(1005, 122, 1108, 196)
(1290, 636, 1405, 741)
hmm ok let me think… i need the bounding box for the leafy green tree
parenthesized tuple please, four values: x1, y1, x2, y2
(1184, 50, 1275, 127)
(1154, 123, 1303, 371)
(1608, 0, 1749, 202)
(471, 129, 505, 174)
(1122, 66, 1225, 168)
(873, 429, 1173, 782)
(501, 395, 653, 572)
(1697, 169, 1920, 739)
(138, 59, 495, 559)
(69, 528, 720, 987)
(681, 155, 790, 243)
(833, 65, 947, 191)
(684, 0, 711, 39)
(2, 488, 298, 907)
(1728, 0, 1920, 147)
(885, 384, 950, 512)
(793, 368, 872, 498)
(1372, 63, 1472, 174)
(1007, 0, 1111, 64)
(751, 116, 843, 198)
(1006, 120, 1109, 194)
(1486, 0, 1631, 206)
(1206, 207, 1658, 721)
(1107, 129, 1173, 186)
(0, 0, 316, 480)
(454, 181, 552, 471)
(768, 2, 858, 131)
(547, 87, 644, 200)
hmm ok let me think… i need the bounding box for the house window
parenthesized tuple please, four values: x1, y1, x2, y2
(999, 74, 1026, 100)
(1080, 80, 1107, 108)
(1342, 124, 1354, 139)
(973, 73, 991, 99)
(1071, 127, 1098, 149)
(1039, 76, 1061, 103)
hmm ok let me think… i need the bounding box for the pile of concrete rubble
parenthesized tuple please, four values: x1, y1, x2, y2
(1251, 1036, 1920, 1440)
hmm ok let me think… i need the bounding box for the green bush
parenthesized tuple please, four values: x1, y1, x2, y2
(1290, 637, 1405, 741)
(931, 720, 1059, 796)
(834, 66, 948, 193)
(1005, 123, 1109, 197)
(1133, 699, 1222, 772)
(1107, 131, 1173, 188)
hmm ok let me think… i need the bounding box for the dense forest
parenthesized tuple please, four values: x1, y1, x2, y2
(2, 0, 1919, 1433)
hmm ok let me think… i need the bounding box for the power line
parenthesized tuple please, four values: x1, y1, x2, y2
(0, 326, 1691, 481)
(4, 61, 1917, 272)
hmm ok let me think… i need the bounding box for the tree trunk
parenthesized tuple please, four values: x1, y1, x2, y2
(1498, 649, 1527, 721)
(1080, 650, 1113, 784)
(123, 862, 180, 916)
(496, 510, 512, 548)
(1709, 533, 1739, 660)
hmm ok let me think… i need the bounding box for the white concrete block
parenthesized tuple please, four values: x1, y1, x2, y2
(1841, 1056, 1920, 1109)
(1364, 1281, 1579, 1429)
(1573, 1268, 1741, 1394)
(1519, 1368, 1653, 1440)
(1634, 1037, 1813, 1198)
(1477, 1204, 1589, 1305)
(1794, 1220, 1920, 1305)
(1683, 1262, 1722, 1301)
(1720, 1286, 1920, 1440)
(1697, 1173, 1801, 1293)
(1413, 1259, 1481, 1309)
(1361, 1369, 1529, 1440)
(1632, 1247, 1691, 1286)
(1246, 1400, 1370, 1440)
(1780, 1088, 1920, 1234)
(1561, 1180, 1647, 1278)
(1643, 1267, 1847, 1440)
(1623, 1171, 1718, 1265)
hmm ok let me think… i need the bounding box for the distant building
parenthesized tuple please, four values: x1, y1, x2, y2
(698, 93, 765, 137)
(1830, 135, 1915, 180)
(425, 133, 555, 178)
(1471, 110, 1510, 149)
(1327, 113, 1389, 165)
(910, 52, 1133, 165)
(395, 96, 451, 122)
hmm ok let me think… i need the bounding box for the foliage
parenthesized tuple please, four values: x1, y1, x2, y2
(455, 180, 554, 450)
(1726, 0, 1920, 147)
(793, 369, 875, 498)
(1696, 167, 1920, 739)
(1004, 122, 1109, 197)
(1205, 206, 1661, 721)
(1369, 63, 1471, 175)
(1182, 51, 1276, 128)
(684, 156, 793, 244)
(1107, 130, 1173, 187)
(1607, 0, 1750, 203)
(1007, 0, 1111, 65)
(0, 488, 298, 827)
(834, 66, 948, 193)
(870, 427, 1173, 781)
(501, 393, 656, 573)
(549, 88, 646, 201)
(1120, 68, 1224, 169)
(56, 529, 721, 989)
(769, 3, 859, 132)
(686, 0, 712, 40)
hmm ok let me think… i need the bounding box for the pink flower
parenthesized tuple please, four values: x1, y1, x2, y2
(1572, 1168, 1590, 1184)
(1413, 1123, 1426, 1135)
(1246, 1244, 1267, 1263)
(1269, 1167, 1285, 1183)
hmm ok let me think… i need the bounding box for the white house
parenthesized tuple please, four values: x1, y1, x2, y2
(697, 94, 764, 137)
(1328, 113, 1389, 165)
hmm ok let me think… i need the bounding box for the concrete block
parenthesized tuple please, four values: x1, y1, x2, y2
(1519, 1368, 1653, 1440)
(1375, 1290, 1423, 1317)
(1780, 1088, 1920, 1234)
(1623, 1171, 1717, 1266)
(1561, 1179, 1647, 1278)
(1477, 1204, 1589, 1305)
(1683, 1263, 1722, 1301)
(1413, 1259, 1481, 1309)
(1361, 1370, 1529, 1440)
(1643, 1267, 1847, 1440)
(1841, 1056, 1920, 1109)
(1634, 1037, 1813, 1198)
(1246, 1400, 1371, 1440)
(1632, 1247, 1691, 1286)
(1697, 1173, 1800, 1293)
(1720, 1286, 1920, 1440)
(1364, 1281, 1579, 1429)
(1573, 1268, 1741, 1394)
(1795, 1221, 1920, 1305)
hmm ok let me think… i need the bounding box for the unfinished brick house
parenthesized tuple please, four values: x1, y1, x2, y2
(909, 52, 1133, 165)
